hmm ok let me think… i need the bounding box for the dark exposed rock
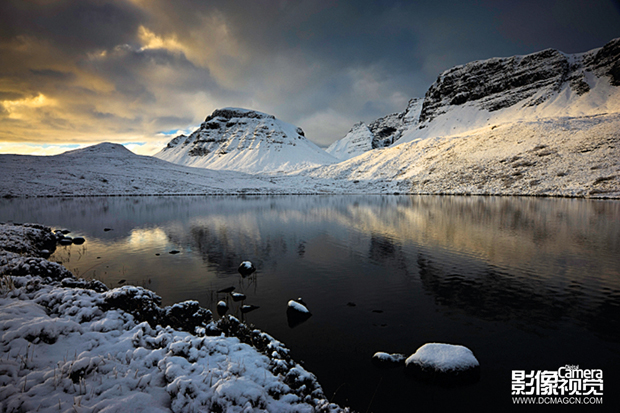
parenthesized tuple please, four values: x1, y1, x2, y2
(419, 49, 569, 124)
(238, 261, 256, 277)
(418, 38, 620, 126)
(368, 98, 423, 148)
(241, 304, 260, 313)
(216, 300, 229, 316)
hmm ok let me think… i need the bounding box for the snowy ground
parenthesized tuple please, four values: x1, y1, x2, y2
(302, 113, 620, 198)
(1, 114, 619, 198)
(0, 223, 350, 412)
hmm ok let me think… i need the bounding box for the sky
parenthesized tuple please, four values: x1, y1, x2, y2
(0, 0, 619, 156)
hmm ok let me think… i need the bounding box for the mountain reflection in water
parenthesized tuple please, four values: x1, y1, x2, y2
(1, 195, 619, 412)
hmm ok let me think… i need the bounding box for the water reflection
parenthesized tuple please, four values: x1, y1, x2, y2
(2, 195, 619, 412)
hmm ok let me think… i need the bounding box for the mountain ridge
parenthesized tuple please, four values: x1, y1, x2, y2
(155, 107, 337, 174)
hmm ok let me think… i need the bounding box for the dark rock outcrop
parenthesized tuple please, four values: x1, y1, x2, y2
(418, 38, 620, 126)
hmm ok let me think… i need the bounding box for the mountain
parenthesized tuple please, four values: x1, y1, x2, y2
(302, 38, 620, 197)
(325, 122, 374, 160)
(0, 142, 313, 197)
(155, 108, 337, 174)
(399, 37, 620, 143)
(326, 98, 422, 160)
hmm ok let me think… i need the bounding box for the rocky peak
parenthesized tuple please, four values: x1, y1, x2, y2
(583, 37, 620, 85)
(418, 38, 620, 127)
(156, 107, 335, 173)
(204, 107, 276, 123)
(368, 98, 422, 148)
(325, 122, 374, 160)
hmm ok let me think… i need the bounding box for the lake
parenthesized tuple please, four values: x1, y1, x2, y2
(1, 195, 619, 412)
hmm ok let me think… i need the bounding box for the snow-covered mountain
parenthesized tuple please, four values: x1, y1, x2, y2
(399, 37, 620, 143)
(3, 40, 619, 198)
(302, 38, 620, 197)
(325, 122, 375, 160)
(326, 98, 422, 160)
(0, 142, 316, 197)
(155, 108, 337, 174)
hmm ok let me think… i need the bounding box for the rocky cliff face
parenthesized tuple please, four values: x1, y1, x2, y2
(325, 122, 374, 160)
(326, 98, 423, 160)
(156, 108, 337, 173)
(368, 98, 422, 148)
(418, 38, 620, 127)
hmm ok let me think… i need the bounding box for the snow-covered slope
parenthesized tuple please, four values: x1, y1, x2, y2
(399, 37, 620, 143)
(303, 113, 620, 197)
(0, 142, 317, 197)
(304, 38, 620, 197)
(325, 122, 375, 160)
(155, 108, 337, 174)
(0, 223, 351, 413)
(369, 98, 423, 147)
(326, 98, 423, 160)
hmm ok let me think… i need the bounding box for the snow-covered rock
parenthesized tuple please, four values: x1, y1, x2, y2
(286, 299, 312, 328)
(368, 98, 422, 148)
(371, 352, 406, 368)
(216, 300, 228, 316)
(326, 122, 375, 160)
(0, 223, 351, 413)
(399, 37, 620, 143)
(156, 108, 338, 174)
(405, 343, 480, 385)
(287, 299, 311, 314)
(326, 98, 423, 161)
(238, 260, 256, 277)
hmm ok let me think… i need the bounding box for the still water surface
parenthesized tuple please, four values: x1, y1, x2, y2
(2, 195, 619, 412)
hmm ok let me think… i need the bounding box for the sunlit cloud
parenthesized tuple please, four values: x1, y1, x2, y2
(138, 26, 185, 54)
(2, 93, 56, 119)
(0, 0, 617, 156)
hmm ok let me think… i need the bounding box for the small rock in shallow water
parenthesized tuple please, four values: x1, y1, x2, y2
(231, 292, 246, 302)
(287, 299, 312, 328)
(217, 300, 229, 316)
(169, 250, 180, 254)
(103, 228, 113, 232)
(240, 304, 259, 313)
(405, 343, 480, 385)
(72, 237, 86, 245)
(372, 352, 406, 368)
(59, 238, 72, 246)
(238, 261, 256, 277)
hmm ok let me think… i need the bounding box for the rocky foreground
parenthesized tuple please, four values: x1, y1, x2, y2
(0, 223, 350, 413)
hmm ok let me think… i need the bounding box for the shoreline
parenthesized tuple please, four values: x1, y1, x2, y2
(0, 223, 351, 412)
(3, 192, 619, 200)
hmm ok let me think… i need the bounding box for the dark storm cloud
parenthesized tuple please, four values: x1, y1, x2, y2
(0, 0, 618, 153)
(0, 0, 143, 53)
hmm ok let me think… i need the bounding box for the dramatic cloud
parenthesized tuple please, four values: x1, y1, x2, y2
(0, 0, 618, 155)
